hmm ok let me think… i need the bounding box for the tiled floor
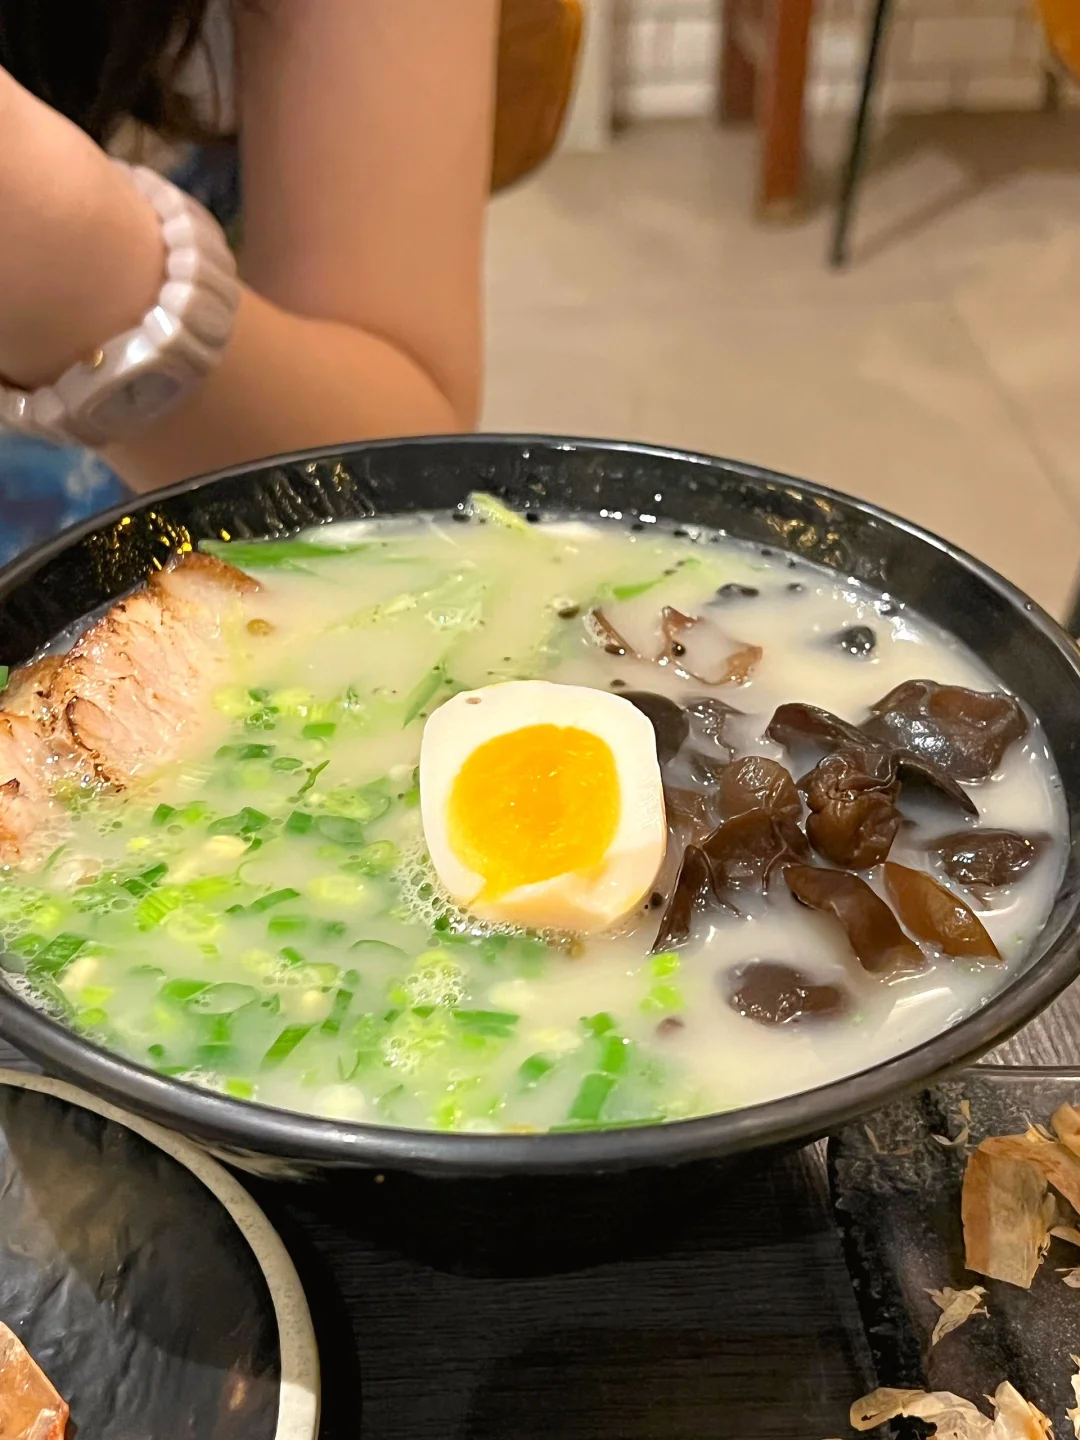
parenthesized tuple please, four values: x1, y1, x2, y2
(482, 111, 1080, 621)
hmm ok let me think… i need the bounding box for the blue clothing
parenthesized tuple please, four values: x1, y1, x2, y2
(0, 145, 241, 567)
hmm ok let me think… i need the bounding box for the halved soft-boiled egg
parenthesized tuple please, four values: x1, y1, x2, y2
(420, 680, 667, 932)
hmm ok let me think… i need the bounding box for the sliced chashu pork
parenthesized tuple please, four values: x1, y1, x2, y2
(47, 552, 257, 785)
(0, 552, 258, 867)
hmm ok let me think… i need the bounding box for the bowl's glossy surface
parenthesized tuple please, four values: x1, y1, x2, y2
(0, 435, 1078, 1179)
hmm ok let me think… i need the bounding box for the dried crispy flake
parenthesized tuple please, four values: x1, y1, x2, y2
(982, 1133, 1080, 1215)
(928, 1286, 987, 1346)
(961, 1144, 1051, 1288)
(1052, 1226, 1080, 1248)
(935, 1099, 976, 1148)
(1062, 1268, 1080, 1288)
(1053, 1104, 1080, 1158)
(850, 1383, 1049, 1440)
(850, 1387, 992, 1437)
(1069, 1356, 1080, 1439)
(990, 1382, 1053, 1440)
(0, 1321, 69, 1439)
(935, 1103, 973, 1149)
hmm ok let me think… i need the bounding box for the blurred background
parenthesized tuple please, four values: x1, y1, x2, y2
(483, 0, 1080, 621)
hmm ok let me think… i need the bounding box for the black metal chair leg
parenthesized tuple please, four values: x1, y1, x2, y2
(829, 0, 895, 269)
(1065, 575, 1080, 640)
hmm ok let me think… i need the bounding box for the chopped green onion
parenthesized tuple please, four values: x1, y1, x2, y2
(519, 1053, 556, 1088)
(225, 1078, 255, 1100)
(599, 1034, 630, 1075)
(176, 802, 210, 825)
(340, 841, 399, 876)
(452, 1009, 519, 1037)
(0, 665, 8, 694)
(190, 983, 258, 1014)
(271, 757, 304, 772)
(267, 914, 307, 938)
(315, 816, 367, 846)
(262, 1024, 313, 1069)
(121, 862, 168, 898)
(250, 887, 302, 913)
(302, 722, 337, 741)
(649, 951, 680, 978)
(31, 932, 89, 976)
(581, 1012, 616, 1038)
(160, 978, 211, 1005)
(135, 888, 184, 930)
(568, 1072, 617, 1124)
(609, 578, 665, 601)
(400, 767, 420, 808)
(294, 761, 329, 799)
(279, 946, 307, 968)
(151, 803, 176, 827)
(200, 538, 383, 569)
(467, 491, 530, 530)
(402, 664, 448, 728)
(641, 982, 683, 1015)
(348, 939, 409, 965)
(216, 743, 275, 761)
(321, 988, 354, 1035)
(208, 807, 270, 837)
(285, 810, 314, 836)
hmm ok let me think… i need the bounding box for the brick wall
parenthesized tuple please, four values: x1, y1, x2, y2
(614, 0, 1057, 121)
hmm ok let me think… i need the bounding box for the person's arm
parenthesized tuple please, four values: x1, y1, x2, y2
(0, 0, 497, 492)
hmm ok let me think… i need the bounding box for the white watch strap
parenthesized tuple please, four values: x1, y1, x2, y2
(0, 163, 239, 447)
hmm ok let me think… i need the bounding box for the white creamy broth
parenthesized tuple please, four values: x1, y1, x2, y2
(0, 506, 1065, 1131)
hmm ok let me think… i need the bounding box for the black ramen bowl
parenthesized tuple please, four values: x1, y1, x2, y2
(0, 435, 1078, 1183)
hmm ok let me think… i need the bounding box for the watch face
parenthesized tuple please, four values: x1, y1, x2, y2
(87, 374, 185, 437)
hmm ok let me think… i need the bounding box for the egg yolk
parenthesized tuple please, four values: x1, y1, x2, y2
(447, 724, 620, 899)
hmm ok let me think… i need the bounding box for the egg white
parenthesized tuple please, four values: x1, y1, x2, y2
(420, 680, 667, 932)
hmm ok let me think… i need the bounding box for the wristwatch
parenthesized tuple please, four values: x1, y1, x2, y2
(0, 162, 240, 447)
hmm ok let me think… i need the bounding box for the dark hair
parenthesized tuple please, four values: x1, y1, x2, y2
(0, 1, 217, 145)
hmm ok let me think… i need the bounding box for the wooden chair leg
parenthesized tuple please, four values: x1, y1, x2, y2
(756, 0, 814, 221)
(718, 0, 760, 124)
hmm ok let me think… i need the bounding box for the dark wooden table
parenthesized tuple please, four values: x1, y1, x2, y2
(3, 981, 1078, 1440)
